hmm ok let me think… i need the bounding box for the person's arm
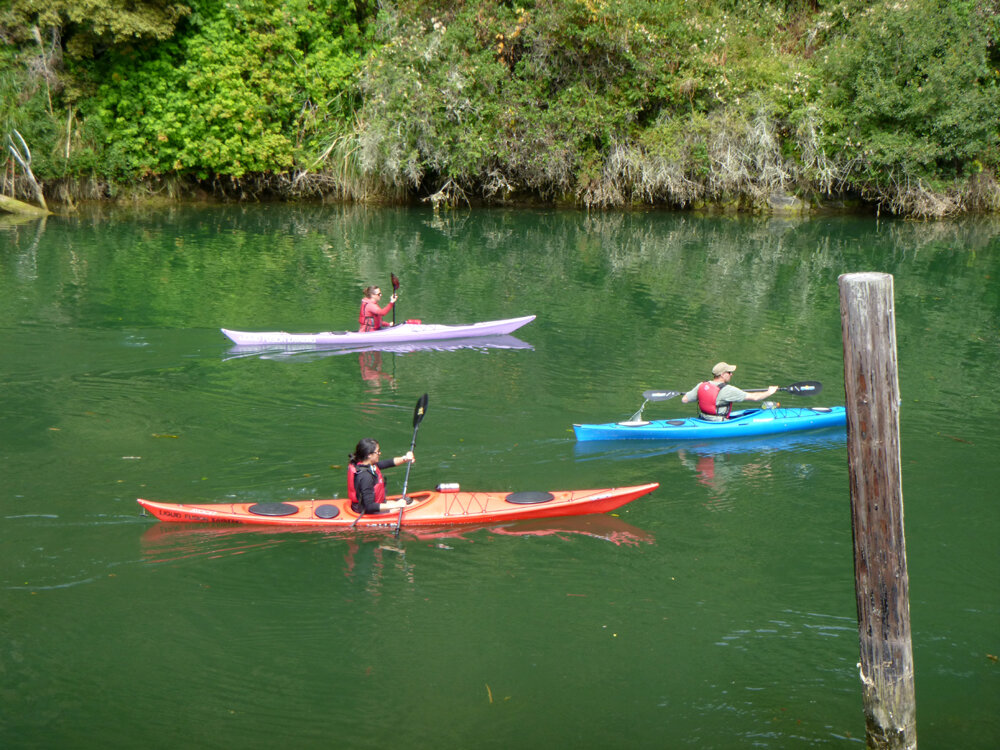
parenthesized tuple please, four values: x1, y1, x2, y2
(377, 451, 414, 470)
(358, 453, 414, 512)
(680, 385, 700, 404)
(355, 471, 403, 513)
(743, 385, 778, 402)
(722, 384, 778, 403)
(371, 296, 397, 316)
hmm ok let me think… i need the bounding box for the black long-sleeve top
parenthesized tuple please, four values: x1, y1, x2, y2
(352, 458, 397, 514)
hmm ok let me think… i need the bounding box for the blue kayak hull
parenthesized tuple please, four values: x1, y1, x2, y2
(573, 406, 847, 441)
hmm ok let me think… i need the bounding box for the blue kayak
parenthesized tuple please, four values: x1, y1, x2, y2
(573, 406, 847, 442)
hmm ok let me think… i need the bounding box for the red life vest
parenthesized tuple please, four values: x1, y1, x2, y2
(347, 462, 386, 509)
(358, 298, 394, 332)
(358, 299, 379, 332)
(697, 381, 732, 418)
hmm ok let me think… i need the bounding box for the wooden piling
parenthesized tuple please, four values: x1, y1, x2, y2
(838, 272, 917, 749)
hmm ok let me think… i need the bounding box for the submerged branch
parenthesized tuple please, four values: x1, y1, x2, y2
(6, 131, 50, 213)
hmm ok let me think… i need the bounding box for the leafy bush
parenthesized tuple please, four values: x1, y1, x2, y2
(819, 0, 1000, 189)
(86, 0, 372, 180)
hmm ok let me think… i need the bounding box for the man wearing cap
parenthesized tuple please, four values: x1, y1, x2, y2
(681, 362, 778, 421)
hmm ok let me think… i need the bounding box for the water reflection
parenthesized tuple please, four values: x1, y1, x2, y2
(573, 428, 846, 462)
(140, 513, 653, 567)
(675, 448, 773, 496)
(222, 334, 534, 362)
(574, 429, 846, 498)
(359, 351, 395, 392)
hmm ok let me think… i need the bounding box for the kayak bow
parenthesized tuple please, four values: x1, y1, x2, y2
(137, 483, 659, 528)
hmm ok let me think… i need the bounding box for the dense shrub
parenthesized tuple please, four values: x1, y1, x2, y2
(817, 0, 1000, 213)
(86, 0, 371, 181)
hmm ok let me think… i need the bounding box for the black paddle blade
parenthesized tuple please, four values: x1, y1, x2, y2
(782, 381, 822, 396)
(642, 390, 681, 402)
(391, 272, 400, 291)
(413, 393, 429, 427)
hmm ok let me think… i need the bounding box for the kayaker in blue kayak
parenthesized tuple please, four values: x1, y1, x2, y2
(681, 362, 778, 421)
(358, 285, 398, 331)
(347, 438, 414, 514)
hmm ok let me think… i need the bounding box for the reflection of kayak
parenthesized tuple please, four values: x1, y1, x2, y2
(574, 427, 847, 460)
(137, 483, 659, 528)
(221, 315, 535, 346)
(484, 514, 654, 546)
(223, 334, 533, 360)
(140, 513, 653, 556)
(573, 406, 846, 441)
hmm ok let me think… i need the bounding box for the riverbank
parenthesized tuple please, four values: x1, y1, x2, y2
(6, 171, 993, 221)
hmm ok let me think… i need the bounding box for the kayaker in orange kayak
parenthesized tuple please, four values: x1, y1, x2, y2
(680, 362, 778, 421)
(347, 438, 414, 514)
(358, 285, 398, 331)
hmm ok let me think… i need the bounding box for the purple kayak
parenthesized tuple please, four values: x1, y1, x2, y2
(221, 315, 535, 347)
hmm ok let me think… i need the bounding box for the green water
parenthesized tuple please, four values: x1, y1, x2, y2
(1, 206, 998, 748)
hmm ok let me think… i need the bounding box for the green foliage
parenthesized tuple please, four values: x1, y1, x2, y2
(87, 0, 372, 179)
(819, 0, 1000, 184)
(355, 0, 707, 194)
(0, 0, 191, 52)
(1, 0, 997, 215)
(351, 0, 854, 201)
(349, 0, 997, 213)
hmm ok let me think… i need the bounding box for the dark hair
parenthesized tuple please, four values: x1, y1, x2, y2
(349, 438, 379, 464)
(363, 285, 380, 298)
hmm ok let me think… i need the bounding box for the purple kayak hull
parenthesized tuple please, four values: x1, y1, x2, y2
(222, 315, 535, 346)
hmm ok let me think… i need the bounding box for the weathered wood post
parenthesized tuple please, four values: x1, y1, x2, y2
(838, 272, 917, 749)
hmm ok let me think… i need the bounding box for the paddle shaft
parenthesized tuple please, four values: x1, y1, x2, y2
(393, 433, 420, 536)
(634, 381, 820, 417)
(744, 381, 822, 395)
(394, 394, 428, 536)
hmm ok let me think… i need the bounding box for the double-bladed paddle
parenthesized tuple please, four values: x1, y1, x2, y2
(390, 272, 400, 325)
(394, 393, 428, 537)
(627, 381, 822, 421)
(745, 381, 823, 395)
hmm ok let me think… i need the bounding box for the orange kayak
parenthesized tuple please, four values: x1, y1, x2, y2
(137, 483, 658, 528)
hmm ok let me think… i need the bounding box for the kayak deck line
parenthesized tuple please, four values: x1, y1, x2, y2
(137, 483, 659, 528)
(221, 315, 536, 347)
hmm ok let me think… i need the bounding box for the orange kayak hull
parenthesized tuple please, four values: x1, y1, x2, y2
(137, 484, 658, 528)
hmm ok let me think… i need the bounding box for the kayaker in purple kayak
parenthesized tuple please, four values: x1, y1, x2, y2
(681, 362, 778, 421)
(358, 285, 398, 331)
(347, 438, 414, 514)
